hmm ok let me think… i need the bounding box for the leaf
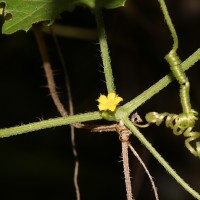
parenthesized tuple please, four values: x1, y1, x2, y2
(0, 0, 126, 34)
(1, 0, 74, 34)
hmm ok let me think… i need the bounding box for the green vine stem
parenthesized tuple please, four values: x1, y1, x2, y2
(95, 8, 115, 93)
(158, 0, 178, 51)
(116, 48, 200, 119)
(0, 112, 102, 138)
(123, 117, 200, 199)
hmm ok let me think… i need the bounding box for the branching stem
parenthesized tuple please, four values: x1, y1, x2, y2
(1, 49, 200, 137)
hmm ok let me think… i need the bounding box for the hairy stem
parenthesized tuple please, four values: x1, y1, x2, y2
(123, 117, 200, 199)
(95, 8, 115, 93)
(0, 112, 102, 138)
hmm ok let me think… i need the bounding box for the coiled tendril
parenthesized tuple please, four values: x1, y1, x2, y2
(145, 50, 200, 158)
(146, 111, 200, 158)
(165, 50, 192, 113)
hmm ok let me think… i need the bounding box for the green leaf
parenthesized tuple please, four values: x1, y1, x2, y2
(1, 0, 74, 34)
(0, 0, 126, 34)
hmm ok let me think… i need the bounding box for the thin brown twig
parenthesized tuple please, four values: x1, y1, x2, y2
(50, 27, 81, 200)
(128, 144, 159, 200)
(132, 146, 151, 198)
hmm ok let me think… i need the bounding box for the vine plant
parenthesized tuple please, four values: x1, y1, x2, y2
(0, 0, 200, 199)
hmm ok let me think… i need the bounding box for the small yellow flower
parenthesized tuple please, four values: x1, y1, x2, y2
(97, 92, 123, 112)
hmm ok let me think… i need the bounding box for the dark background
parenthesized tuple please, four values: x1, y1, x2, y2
(0, 0, 200, 199)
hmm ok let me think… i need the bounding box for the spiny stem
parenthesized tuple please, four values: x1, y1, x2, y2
(158, 0, 178, 51)
(116, 48, 200, 118)
(0, 112, 102, 138)
(123, 117, 200, 200)
(95, 8, 115, 93)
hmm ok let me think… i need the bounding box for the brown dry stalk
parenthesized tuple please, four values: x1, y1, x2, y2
(33, 25, 80, 200)
(122, 141, 134, 200)
(118, 126, 134, 200)
(50, 27, 80, 200)
(44, 62, 68, 116)
(118, 118, 159, 200)
(33, 25, 67, 117)
(128, 144, 159, 200)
